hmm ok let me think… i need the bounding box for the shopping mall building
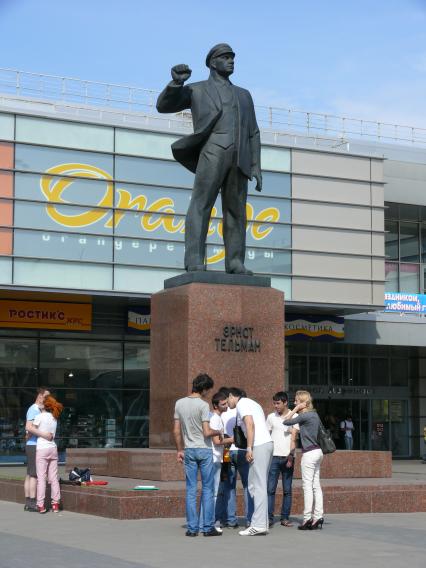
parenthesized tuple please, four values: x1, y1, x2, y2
(0, 69, 425, 462)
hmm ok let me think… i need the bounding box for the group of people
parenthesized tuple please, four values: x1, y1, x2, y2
(173, 374, 325, 537)
(24, 387, 63, 514)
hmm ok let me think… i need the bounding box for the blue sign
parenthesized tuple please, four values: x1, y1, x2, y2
(384, 292, 426, 313)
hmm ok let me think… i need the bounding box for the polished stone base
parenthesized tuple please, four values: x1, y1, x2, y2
(149, 282, 284, 447)
(66, 448, 393, 481)
(1, 461, 425, 520)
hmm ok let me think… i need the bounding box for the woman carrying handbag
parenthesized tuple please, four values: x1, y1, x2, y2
(283, 390, 324, 531)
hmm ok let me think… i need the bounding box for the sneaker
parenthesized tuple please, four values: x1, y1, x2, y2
(203, 528, 222, 537)
(51, 503, 60, 513)
(214, 525, 223, 533)
(239, 526, 268, 536)
(185, 530, 198, 537)
(37, 506, 47, 514)
(223, 523, 239, 529)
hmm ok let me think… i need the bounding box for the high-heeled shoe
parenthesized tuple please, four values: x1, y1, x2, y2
(297, 519, 313, 530)
(311, 518, 324, 530)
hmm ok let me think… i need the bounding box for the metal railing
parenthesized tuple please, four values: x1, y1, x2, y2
(0, 67, 425, 146)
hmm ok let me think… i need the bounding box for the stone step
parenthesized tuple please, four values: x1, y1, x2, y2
(1, 476, 425, 520)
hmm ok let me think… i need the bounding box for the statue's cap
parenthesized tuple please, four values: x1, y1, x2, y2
(205, 43, 235, 67)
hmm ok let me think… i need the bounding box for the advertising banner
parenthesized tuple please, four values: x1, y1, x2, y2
(10, 145, 290, 274)
(384, 292, 426, 313)
(127, 307, 150, 334)
(0, 300, 92, 330)
(285, 315, 344, 341)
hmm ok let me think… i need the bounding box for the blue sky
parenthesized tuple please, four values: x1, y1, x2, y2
(0, 0, 425, 127)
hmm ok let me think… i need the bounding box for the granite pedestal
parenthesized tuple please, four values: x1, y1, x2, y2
(149, 273, 284, 447)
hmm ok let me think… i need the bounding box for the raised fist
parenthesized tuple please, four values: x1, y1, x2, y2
(171, 64, 192, 85)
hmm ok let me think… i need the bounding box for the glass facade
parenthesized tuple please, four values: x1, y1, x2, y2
(287, 342, 412, 456)
(385, 202, 426, 293)
(0, 114, 292, 296)
(0, 338, 149, 461)
(0, 110, 422, 460)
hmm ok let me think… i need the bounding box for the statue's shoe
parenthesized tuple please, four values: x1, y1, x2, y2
(227, 262, 253, 276)
(186, 264, 206, 272)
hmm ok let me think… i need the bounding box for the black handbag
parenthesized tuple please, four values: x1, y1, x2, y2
(317, 421, 336, 455)
(69, 466, 91, 482)
(233, 418, 247, 449)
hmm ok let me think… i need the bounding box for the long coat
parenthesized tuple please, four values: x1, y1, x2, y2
(156, 76, 261, 179)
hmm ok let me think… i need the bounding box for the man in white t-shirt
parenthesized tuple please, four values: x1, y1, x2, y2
(218, 387, 253, 529)
(340, 414, 355, 450)
(227, 388, 273, 536)
(266, 391, 299, 527)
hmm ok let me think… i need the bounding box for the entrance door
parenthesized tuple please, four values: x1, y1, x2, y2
(316, 399, 369, 451)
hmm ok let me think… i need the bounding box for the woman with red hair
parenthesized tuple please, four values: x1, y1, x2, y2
(33, 395, 63, 513)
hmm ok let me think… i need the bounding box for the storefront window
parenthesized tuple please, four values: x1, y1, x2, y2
(39, 341, 122, 388)
(0, 340, 38, 387)
(122, 390, 149, 448)
(399, 222, 419, 262)
(124, 343, 149, 389)
(385, 220, 398, 260)
(349, 357, 369, 386)
(329, 356, 347, 385)
(309, 356, 327, 385)
(371, 399, 390, 451)
(390, 358, 408, 387)
(0, 388, 35, 457)
(370, 358, 389, 387)
(385, 262, 399, 291)
(399, 263, 419, 293)
(390, 400, 409, 455)
(288, 355, 307, 385)
(56, 388, 123, 450)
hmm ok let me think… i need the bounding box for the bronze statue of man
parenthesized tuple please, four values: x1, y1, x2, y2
(156, 43, 262, 275)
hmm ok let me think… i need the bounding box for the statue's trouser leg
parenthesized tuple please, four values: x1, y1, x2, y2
(221, 161, 248, 272)
(184, 144, 231, 270)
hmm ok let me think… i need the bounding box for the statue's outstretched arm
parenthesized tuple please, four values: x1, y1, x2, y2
(157, 64, 192, 113)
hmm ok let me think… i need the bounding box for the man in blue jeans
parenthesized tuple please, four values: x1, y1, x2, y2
(266, 391, 299, 527)
(217, 387, 253, 528)
(173, 374, 222, 537)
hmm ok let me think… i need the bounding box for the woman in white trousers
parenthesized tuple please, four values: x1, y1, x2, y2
(283, 390, 324, 530)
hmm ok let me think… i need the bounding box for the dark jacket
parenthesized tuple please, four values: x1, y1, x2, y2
(156, 76, 261, 178)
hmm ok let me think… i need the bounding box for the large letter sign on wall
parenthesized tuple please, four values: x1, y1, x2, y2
(0, 301, 92, 330)
(38, 162, 283, 265)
